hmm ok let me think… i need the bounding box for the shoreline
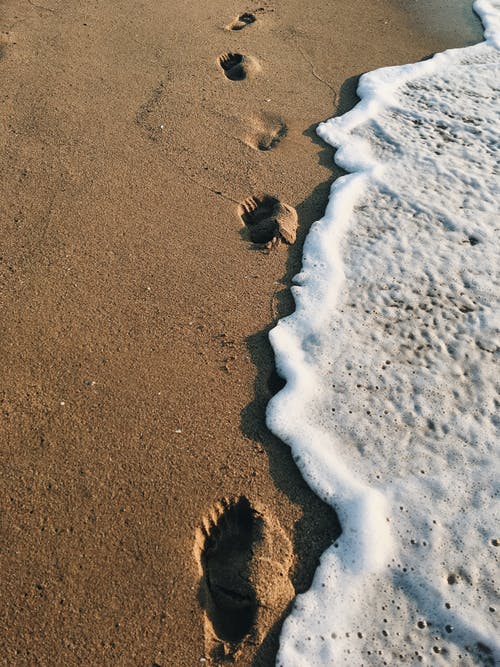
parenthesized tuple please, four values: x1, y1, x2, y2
(0, 0, 483, 664)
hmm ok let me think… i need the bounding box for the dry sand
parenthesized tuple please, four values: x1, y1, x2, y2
(0, 0, 482, 664)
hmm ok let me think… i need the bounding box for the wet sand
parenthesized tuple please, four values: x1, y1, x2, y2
(0, 0, 482, 664)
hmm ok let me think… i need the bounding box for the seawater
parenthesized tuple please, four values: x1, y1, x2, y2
(267, 1, 500, 664)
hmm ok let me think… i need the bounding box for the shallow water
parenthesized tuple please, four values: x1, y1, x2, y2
(393, 0, 484, 45)
(268, 1, 499, 664)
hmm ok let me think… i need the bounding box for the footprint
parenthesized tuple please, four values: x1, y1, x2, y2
(194, 496, 294, 660)
(225, 12, 256, 31)
(256, 122, 287, 151)
(239, 195, 298, 247)
(0, 33, 15, 60)
(218, 52, 261, 81)
(135, 81, 166, 141)
(197, 497, 258, 645)
(246, 113, 288, 151)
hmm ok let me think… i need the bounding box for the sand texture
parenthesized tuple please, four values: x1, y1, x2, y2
(0, 0, 482, 664)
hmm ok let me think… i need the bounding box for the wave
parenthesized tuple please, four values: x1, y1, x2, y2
(268, 1, 500, 664)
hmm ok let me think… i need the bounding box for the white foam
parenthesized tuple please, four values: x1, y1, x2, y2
(268, 1, 500, 664)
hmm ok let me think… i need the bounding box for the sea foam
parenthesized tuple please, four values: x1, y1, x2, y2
(268, 1, 499, 664)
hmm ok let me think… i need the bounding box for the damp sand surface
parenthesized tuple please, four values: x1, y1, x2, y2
(0, 0, 483, 664)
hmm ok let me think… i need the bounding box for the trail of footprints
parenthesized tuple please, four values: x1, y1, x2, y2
(216, 7, 297, 251)
(195, 8, 299, 661)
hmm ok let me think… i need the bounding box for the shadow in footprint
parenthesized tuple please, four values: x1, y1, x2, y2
(218, 53, 261, 81)
(197, 497, 259, 645)
(195, 496, 294, 662)
(226, 12, 256, 31)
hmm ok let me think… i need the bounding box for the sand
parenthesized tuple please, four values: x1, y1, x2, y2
(0, 0, 482, 665)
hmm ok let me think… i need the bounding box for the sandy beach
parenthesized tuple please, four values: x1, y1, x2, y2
(0, 0, 483, 665)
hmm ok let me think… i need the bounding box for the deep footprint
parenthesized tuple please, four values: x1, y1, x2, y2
(194, 496, 294, 659)
(239, 194, 298, 247)
(199, 497, 259, 643)
(218, 52, 260, 81)
(226, 12, 256, 30)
